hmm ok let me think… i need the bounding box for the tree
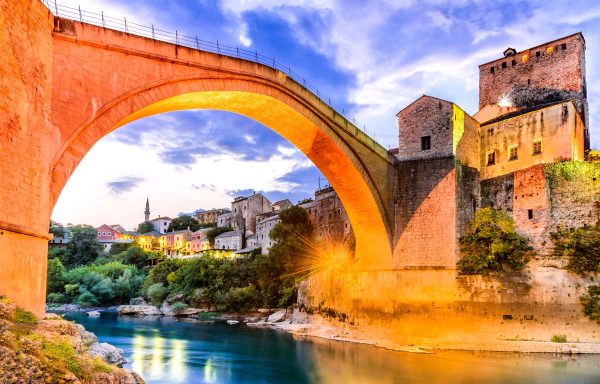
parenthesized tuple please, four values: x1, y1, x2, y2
(167, 215, 201, 232)
(116, 245, 157, 269)
(458, 208, 533, 274)
(257, 206, 314, 307)
(206, 226, 233, 247)
(137, 221, 154, 234)
(49, 220, 65, 238)
(109, 242, 132, 256)
(63, 225, 103, 268)
(47, 258, 66, 295)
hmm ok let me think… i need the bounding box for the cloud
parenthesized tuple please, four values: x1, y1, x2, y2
(192, 183, 218, 192)
(106, 176, 145, 196)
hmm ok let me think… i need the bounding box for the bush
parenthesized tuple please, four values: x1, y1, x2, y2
(147, 283, 169, 305)
(76, 291, 99, 307)
(47, 258, 66, 294)
(551, 334, 567, 343)
(458, 208, 533, 274)
(47, 293, 67, 304)
(580, 285, 600, 324)
(171, 302, 189, 315)
(13, 308, 37, 324)
(551, 224, 600, 274)
(215, 285, 260, 312)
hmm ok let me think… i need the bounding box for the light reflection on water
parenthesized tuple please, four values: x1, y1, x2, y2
(64, 312, 600, 384)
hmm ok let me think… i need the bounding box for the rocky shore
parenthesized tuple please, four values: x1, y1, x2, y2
(1, 298, 143, 383)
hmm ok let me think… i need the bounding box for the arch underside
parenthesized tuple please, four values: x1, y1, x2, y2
(51, 79, 393, 269)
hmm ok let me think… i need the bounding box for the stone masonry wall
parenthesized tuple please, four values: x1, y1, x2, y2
(456, 163, 480, 237)
(394, 157, 457, 268)
(513, 165, 551, 251)
(481, 173, 514, 213)
(397, 96, 453, 161)
(479, 33, 585, 110)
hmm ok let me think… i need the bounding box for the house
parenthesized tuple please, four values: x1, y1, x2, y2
(191, 228, 211, 253)
(230, 193, 272, 234)
(214, 230, 242, 251)
(164, 229, 192, 257)
(195, 208, 230, 224)
(149, 216, 172, 234)
(136, 230, 162, 251)
(255, 212, 281, 253)
(217, 212, 232, 228)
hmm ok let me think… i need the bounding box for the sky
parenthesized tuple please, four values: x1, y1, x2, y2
(51, 0, 600, 230)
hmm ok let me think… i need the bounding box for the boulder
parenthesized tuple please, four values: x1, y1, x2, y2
(160, 302, 174, 316)
(129, 297, 147, 305)
(117, 305, 162, 316)
(87, 311, 101, 317)
(267, 309, 287, 323)
(257, 308, 273, 314)
(90, 342, 127, 367)
(175, 308, 202, 317)
(226, 320, 239, 325)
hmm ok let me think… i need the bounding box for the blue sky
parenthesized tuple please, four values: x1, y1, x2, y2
(52, 0, 600, 230)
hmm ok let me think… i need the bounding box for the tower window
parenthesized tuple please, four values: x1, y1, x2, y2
(536, 51, 541, 57)
(561, 43, 567, 50)
(421, 136, 431, 151)
(521, 54, 528, 63)
(528, 209, 533, 220)
(511, 59, 516, 66)
(486, 151, 496, 166)
(533, 140, 542, 155)
(501, 62, 507, 69)
(490, 66, 495, 74)
(509, 146, 518, 161)
(546, 46, 554, 54)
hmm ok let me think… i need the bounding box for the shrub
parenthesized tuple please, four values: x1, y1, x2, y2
(147, 283, 169, 305)
(458, 208, 533, 274)
(215, 285, 260, 312)
(551, 224, 600, 274)
(13, 308, 37, 324)
(47, 293, 67, 304)
(551, 334, 567, 343)
(171, 302, 189, 315)
(580, 285, 600, 324)
(76, 292, 99, 308)
(47, 258, 66, 294)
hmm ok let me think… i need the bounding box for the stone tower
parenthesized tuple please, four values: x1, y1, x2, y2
(144, 197, 150, 222)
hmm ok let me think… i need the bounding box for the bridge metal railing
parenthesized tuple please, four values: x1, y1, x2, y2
(41, 0, 385, 144)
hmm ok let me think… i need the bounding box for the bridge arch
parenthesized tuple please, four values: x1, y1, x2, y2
(50, 74, 394, 269)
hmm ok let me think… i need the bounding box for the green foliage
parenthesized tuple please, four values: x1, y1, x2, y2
(580, 285, 600, 324)
(206, 226, 233, 246)
(52, 225, 103, 268)
(147, 283, 169, 305)
(108, 242, 132, 256)
(42, 341, 85, 378)
(13, 308, 37, 324)
(76, 291, 99, 307)
(171, 302, 189, 314)
(551, 334, 567, 343)
(297, 198, 313, 205)
(61, 261, 146, 306)
(143, 259, 185, 289)
(47, 258, 66, 295)
(551, 224, 600, 274)
(215, 285, 260, 312)
(458, 208, 533, 274)
(115, 245, 157, 269)
(49, 220, 65, 238)
(47, 293, 67, 304)
(167, 215, 202, 232)
(137, 221, 155, 234)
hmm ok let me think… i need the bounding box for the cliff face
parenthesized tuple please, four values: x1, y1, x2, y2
(0, 298, 143, 384)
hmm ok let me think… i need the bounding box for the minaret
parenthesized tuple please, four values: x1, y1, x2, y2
(144, 197, 150, 222)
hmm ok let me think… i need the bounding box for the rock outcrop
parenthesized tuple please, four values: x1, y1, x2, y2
(117, 305, 162, 316)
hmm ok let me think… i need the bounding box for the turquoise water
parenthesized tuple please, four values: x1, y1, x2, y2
(65, 312, 600, 384)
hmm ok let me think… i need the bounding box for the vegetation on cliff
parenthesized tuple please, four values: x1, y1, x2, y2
(458, 208, 533, 274)
(551, 223, 600, 274)
(580, 285, 600, 325)
(0, 297, 142, 383)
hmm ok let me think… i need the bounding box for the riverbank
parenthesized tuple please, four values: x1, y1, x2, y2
(49, 302, 600, 354)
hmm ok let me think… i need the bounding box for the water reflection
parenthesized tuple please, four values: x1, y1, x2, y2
(63, 312, 600, 384)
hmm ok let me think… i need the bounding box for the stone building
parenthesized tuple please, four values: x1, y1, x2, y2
(230, 193, 272, 234)
(255, 212, 280, 253)
(394, 32, 597, 263)
(214, 230, 242, 251)
(314, 186, 353, 244)
(191, 228, 211, 253)
(216, 212, 232, 228)
(149, 216, 172, 234)
(195, 208, 229, 224)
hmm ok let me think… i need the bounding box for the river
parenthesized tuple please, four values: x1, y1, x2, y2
(64, 312, 600, 384)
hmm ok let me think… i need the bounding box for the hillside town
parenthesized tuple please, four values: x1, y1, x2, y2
(50, 185, 353, 259)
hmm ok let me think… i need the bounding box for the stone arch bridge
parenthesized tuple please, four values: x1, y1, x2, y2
(0, 1, 400, 314)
